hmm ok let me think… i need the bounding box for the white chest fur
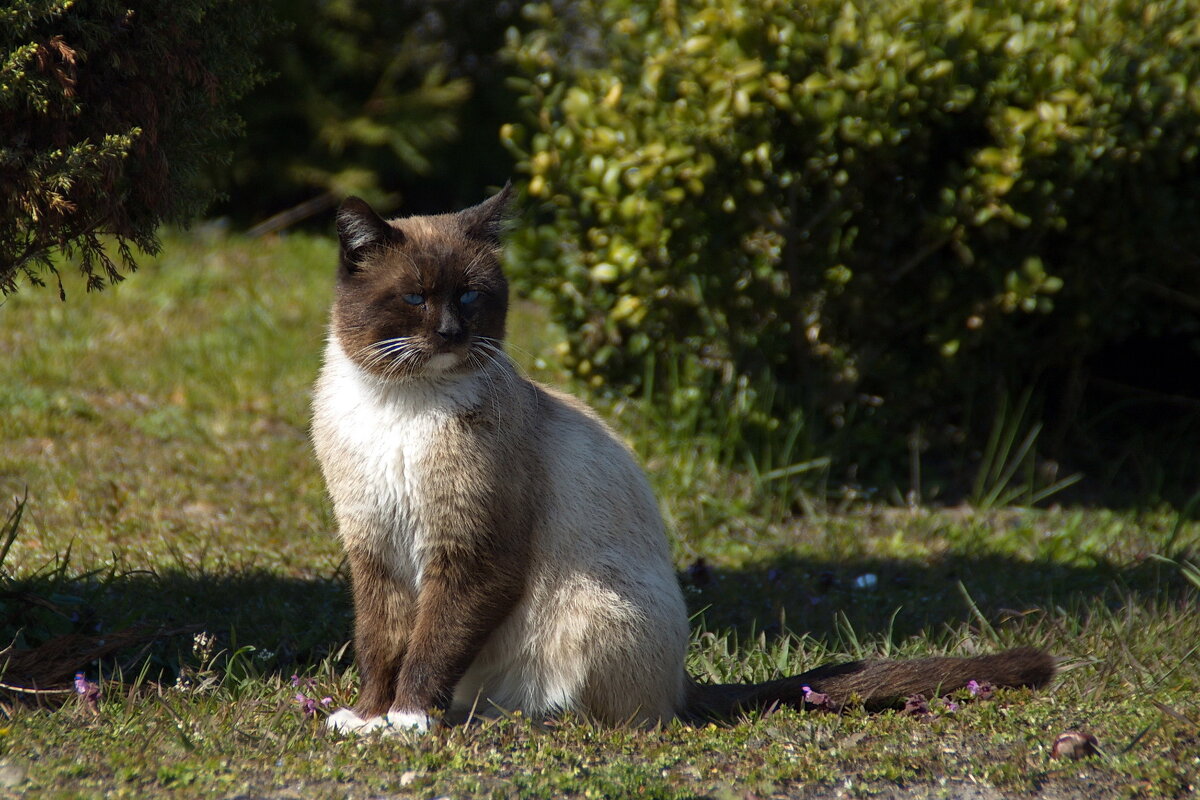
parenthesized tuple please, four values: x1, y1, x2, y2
(312, 338, 484, 585)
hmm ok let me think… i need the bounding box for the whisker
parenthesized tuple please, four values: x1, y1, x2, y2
(358, 336, 421, 371)
(476, 336, 537, 364)
(475, 338, 535, 382)
(473, 339, 538, 413)
(357, 334, 417, 355)
(386, 347, 424, 381)
(364, 346, 407, 371)
(468, 350, 503, 428)
(374, 343, 414, 381)
(474, 345, 530, 426)
(361, 345, 398, 369)
(473, 338, 513, 368)
(356, 336, 418, 368)
(460, 246, 493, 282)
(475, 343, 522, 396)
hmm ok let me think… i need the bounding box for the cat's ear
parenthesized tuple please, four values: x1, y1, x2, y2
(457, 181, 513, 244)
(336, 196, 402, 273)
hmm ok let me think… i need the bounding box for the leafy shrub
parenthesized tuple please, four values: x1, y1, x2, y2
(503, 0, 1200, 487)
(0, 0, 272, 294)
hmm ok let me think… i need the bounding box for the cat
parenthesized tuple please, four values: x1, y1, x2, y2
(310, 184, 1054, 734)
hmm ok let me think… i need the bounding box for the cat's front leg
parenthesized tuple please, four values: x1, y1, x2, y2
(387, 542, 526, 731)
(327, 547, 415, 733)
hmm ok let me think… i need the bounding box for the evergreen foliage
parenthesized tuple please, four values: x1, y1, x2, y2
(0, 0, 271, 295)
(220, 0, 520, 223)
(503, 0, 1200, 486)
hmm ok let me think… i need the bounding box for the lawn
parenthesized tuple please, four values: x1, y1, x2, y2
(0, 230, 1196, 798)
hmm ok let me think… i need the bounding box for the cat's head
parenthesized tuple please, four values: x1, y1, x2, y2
(330, 184, 512, 381)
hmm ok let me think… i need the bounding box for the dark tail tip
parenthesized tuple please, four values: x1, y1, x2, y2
(684, 646, 1056, 721)
(980, 646, 1057, 689)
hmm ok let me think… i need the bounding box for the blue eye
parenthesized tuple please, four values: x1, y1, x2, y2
(402, 293, 424, 306)
(460, 290, 479, 305)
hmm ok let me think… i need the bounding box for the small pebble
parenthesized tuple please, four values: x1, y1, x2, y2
(0, 761, 28, 788)
(1052, 730, 1100, 760)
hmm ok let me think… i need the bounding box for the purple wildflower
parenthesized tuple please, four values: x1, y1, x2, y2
(801, 685, 835, 712)
(74, 672, 101, 714)
(943, 699, 960, 712)
(294, 691, 334, 717)
(966, 680, 994, 700)
(291, 674, 317, 689)
(295, 692, 317, 715)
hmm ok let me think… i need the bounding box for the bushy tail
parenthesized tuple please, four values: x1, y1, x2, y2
(685, 647, 1054, 720)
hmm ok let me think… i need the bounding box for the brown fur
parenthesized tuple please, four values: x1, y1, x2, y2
(331, 189, 510, 382)
(385, 417, 536, 716)
(345, 548, 414, 717)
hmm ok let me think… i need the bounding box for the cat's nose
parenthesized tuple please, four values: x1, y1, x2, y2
(435, 311, 465, 343)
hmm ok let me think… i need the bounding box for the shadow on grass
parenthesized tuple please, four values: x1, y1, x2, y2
(2, 567, 353, 686)
(682, 551, 1195, 646)
(4, 549, 1193, 688)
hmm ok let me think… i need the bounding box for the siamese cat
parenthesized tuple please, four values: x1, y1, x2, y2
(310, 185, 1054, 734)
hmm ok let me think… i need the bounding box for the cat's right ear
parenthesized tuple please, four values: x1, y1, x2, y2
(336, 197, 402, 275)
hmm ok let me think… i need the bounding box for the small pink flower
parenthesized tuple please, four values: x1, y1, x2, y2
(801, 685, 835, 711)
(291, 674, 317, 689)
(74, 672, 101, 714)
(294, 691, 334, 717)
(295, 692, 318, 715)
(966, 680, 994, 700)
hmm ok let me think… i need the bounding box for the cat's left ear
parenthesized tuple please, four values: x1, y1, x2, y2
(458, 181, 513, 244)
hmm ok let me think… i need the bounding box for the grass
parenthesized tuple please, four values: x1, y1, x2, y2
(0, 229, 1197, 798)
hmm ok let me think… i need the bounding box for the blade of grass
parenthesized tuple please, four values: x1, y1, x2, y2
(0, 489, 28, 573)
(956, 581, 999, 645)
(760, 457, 831, 483)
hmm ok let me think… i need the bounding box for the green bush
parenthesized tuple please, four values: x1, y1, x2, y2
(0, 0, 271, 294)
(504, 0, 1200, 487)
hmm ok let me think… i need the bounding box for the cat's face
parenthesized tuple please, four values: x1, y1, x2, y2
(330, 186, 511, 381)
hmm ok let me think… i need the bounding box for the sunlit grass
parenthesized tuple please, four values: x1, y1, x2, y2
(0, 230, 1197, 798)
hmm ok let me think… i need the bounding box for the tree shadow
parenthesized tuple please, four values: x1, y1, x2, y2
(2, 549, 1192, 688)
(2, 567, 354, 687)
(679, 550, 1190, 646)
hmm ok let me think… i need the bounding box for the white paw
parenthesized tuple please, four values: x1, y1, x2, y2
(326, 707, 388, 735)
(384, 710, 433, 734)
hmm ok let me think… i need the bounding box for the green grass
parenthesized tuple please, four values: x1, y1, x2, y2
(0, 230, 1197, 798)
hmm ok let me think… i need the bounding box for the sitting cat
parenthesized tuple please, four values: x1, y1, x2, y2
(310, 185, 1053, 734)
